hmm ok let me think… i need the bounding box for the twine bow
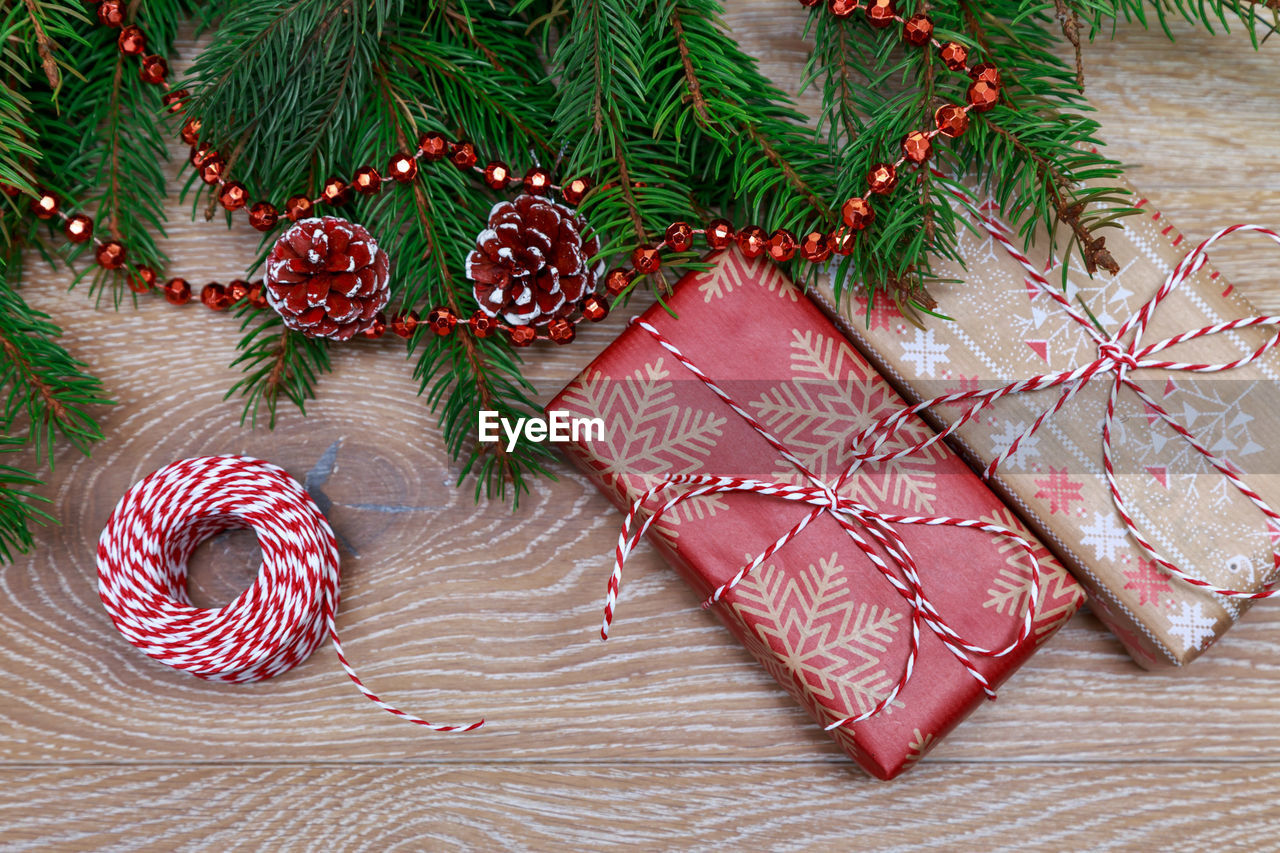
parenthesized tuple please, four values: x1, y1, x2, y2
(848, 215, 1280, 602)
(600, 319, 1048, 729)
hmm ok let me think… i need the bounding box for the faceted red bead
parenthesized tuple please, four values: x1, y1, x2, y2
(97, 0, 124, 27)
(320, 177, 351, 206)
(363, 311, 388, 339)
(866, 162, 898, 195)
(162, 89, 188, 114)
(605, 269, 631, 296)
(164, 277, 191, 305)
(199, 157, 224, 185)
(970, 62, 1001, 86)
(902, 13, 933, 46)
(902, 130, 933, 164)
(547, 317, 576, 345)
(95, 241, 127, 270)
(449, 141, 477, 170)
(118, 25, 146, 55)
(631, 245, 662, 275)
(800, 231, 832, 263)
(227, 279, 250, 304)
(665, 221, 694, 252)
(737, 225, 768, 259)
(523, 168, 551, 195)
(934, 103, 970, 138)
(353, 166, 382, 195)
(284, 195, 313, 222)
(468, 311, 497, 338)
(247, 281, 268, 309)
(705, 218, 735, 250)
(218, 181, 248, 211)
(180, 118, 202, 146)
(508, 325, 537, 347)
(798, 0, 821, 6)
(249, 201, 279, 231)
(939, 42, 969, 72)
(865, 0, 895, 27)
(419, 132, 448, 161)
(390, 310, 420, 338)
(139, 55, 168, 86)
(64, 214, 93, 243)
(562, 177, 591, 206)
(387, 153, 418, 183)
(828, 0, 860, 18)
(768, 229, 798, 262)
(201, 282, 230, 310)
(830, 229, 856, 256)
(426, 306, 458, 336)
(841, 197, 875, 231)
(31, 191, 59, 220)
(483, 161, 511, 191)
(581, 294, 610, 322)
(129, 265, 158, 294)
(967, 80, 1000, 112)
(190, 143, 214, 168)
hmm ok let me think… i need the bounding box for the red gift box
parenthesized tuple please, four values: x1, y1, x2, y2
(547, 250, 1083, 778)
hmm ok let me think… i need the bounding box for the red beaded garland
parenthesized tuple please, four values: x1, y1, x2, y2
(768, 229, 798, 262)
(162, 90, 189, 114)
(829, 0, 860, 17)
(523, 167, 551, 195)
(126, 266, 154, 294)
(737, 225, 768, 259)
(548, 317, 576, 345)
(830, 229, 856, 256)
(483, 161, 511, 191)
(867, 162, 898, 194)
(363, 312, 388, 339)
(249, 201, 279, 231)
(939, 42, 969, 71)
(387, 153, 418, 183)
(967, 80, 1000, 112)
(665, 221, 695, 252)
(631, 245, 662, 275)
(31, 191, 59, 220)
(284, 195, 314, 222)
(390, 310, 419, 338)
(353, 166, 382, 195)
(705, 219, 735, 250)
(427, 306, 458, 336)
(139, 55, 167, 85)
(605, 269, 631, 296)
(201, 282, 231, 310)
(248, 281, 269, 310)
(800, 231, 832, 262)
(449, 142, 478, 170)
(468, 311, 498, 338)
(219, 181, 248, 211)
(971, 63, 1001, 86)
(902, 130, 933, 163)
(118, 25, 145, 55)
(95, 241, 127, 270)
(902, 14, 933, 46)
(199, 157, 225, 185)
(841, 197, 875, 231)
(97, 0, 124, 27)
(227, 279, 251, 304)
(180, 118, 202, 146)
(321, 177, 352, 206)
(581, 294, 610, 322)
(508, 325, 537, 347)
(164, 277, 191, 305)
(418, 132, 448, 161)
(64, 214, 93, 243)
(562, 177, 591, 205)
(934, 103, 970, 138)
(865, 0, 895, 27)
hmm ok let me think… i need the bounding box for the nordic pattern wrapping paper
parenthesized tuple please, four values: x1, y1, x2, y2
(816, 192, 1280, 668)
(547, 249, 1084, 779)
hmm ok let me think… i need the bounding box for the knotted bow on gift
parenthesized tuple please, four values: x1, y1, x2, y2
(848, 216, 1280, 601)
(600, 318, 1049, 730)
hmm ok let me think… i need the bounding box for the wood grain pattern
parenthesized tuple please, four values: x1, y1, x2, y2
(2, 8, 1279, 850)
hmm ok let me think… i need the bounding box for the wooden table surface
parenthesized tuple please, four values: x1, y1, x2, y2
(5, 7, 1280, 851)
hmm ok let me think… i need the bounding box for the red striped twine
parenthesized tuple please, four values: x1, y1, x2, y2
(96, 455, 482, 732)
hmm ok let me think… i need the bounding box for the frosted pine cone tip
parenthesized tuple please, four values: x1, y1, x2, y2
(466, 195, 603, 327)
(264, 216, 391, 341)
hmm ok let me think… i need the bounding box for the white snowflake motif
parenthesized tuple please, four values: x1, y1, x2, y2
(1080, 511, 1130, 563)
(899, 327, 949, 376)
(988, 419, 1041, 470)
(1165, 600, 1217, 653)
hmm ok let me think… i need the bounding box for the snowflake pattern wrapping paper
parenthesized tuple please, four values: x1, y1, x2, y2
(816, 189, 1280, 668)
(548, 249, 1083, 779)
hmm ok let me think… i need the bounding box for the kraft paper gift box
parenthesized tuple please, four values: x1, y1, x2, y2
(815, 190, 1280, 668)
(547, 248, 1084, 778)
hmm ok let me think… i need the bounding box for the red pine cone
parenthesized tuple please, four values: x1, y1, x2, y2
(466, 194, 602, 326)
(264, 216, 390, 341)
